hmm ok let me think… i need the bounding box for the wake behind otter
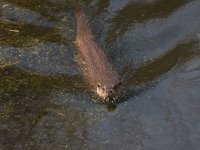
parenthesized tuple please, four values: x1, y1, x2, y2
(75, 6, 121, 99)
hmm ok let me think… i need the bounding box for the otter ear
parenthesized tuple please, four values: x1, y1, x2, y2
(97, 83, 101, 87)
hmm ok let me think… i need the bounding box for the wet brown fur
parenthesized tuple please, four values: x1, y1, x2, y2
(75, 6, 120, 96)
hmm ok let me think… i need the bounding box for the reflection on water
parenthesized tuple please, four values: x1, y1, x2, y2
(126, 40, 199, 86)
(107, 0, 190, 43)
(1, 0, 200, 149)
(0, 21, 67, 47)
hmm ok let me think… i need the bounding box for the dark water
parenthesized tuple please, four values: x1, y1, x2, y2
(1, 0, 200, 149)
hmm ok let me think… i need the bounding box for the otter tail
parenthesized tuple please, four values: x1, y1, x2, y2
(75, 4, 86, 24)
(75, 5, 91, 39)
(75, 4, 81, 14)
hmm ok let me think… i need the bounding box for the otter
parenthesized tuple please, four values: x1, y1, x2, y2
(75, 6, 121, 100)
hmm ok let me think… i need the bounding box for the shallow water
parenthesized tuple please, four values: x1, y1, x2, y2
(1, 0, 200, 149)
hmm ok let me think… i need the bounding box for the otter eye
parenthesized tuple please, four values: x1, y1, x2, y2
(102, 87, 105, 91)
(118, 82, 122, 86)
(108, 90, 112, 94)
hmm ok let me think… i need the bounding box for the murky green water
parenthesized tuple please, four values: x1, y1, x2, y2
(1, 0, 200, 149)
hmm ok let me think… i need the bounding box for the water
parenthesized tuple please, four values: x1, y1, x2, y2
(1, 0, 200, 149)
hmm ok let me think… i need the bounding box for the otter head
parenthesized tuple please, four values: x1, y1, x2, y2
(96, 82, 122, 100)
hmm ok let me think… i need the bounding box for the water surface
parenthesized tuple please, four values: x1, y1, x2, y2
(1, 0, 200, 149)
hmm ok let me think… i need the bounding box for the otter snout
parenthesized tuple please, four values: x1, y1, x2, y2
(96, 82, 121, 100)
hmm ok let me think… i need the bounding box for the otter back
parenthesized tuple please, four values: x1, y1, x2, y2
(75, 6, 120, 90)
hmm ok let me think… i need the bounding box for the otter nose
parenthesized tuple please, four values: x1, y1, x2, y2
(107, 90, 113, 95)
